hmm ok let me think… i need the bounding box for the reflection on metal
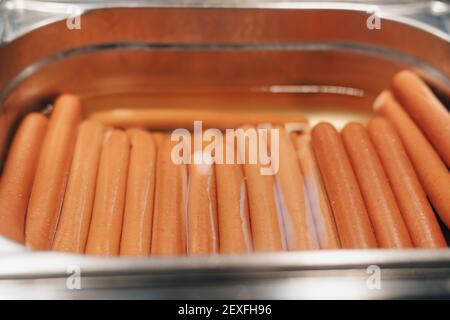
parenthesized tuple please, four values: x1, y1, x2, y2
(0, 250, 450, 299)
(268, 85, 364, 97)
(0, 1, 449, 43)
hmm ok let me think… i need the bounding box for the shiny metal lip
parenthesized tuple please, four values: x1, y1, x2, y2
(1, 40, 449, 110)
(1, 249, 450, 279)
(1, 1, 449, 44)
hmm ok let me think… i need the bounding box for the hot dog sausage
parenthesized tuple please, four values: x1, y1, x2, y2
(120, 129, 156, 256)
(25, 95, 82, 250)
(342, 122, 413, 248)
(85, 130, 130, 256)
(274, 126, 320, 250)
(187, 153, 219, 255)
(392, 71, 450, 167)
(311, 122, 377, 248)
(89, 108, 307, 130)
(151, 136, 188, 256)
(368, 117, 447, 248)
(374, 91, 450, 229)
(296, 133, 340, 249)
(52, 120, 105, 253)
(238, 125, 285, 252)
(216, 159, 253, 254)
(0, 113, 48, 243)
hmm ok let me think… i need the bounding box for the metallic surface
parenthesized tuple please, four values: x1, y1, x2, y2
(1, 249, 450, 299)
(0, 1, 449, 299)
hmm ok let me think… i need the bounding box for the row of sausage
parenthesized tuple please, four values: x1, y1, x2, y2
(0, 70, 448, 256)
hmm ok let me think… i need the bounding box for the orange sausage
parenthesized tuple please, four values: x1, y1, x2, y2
(296, 133, 340, 249)
(368, 117, 447, 248)
(0, 113, 48, 243)
(151, 136, 187, 256)
(89, 108, 307, 130)
(342, 122, 413, 248)
(374, 91, 450, 229)
(274, 126, 319, 250)
(120, 129, 156, 256)
(25, 95, 82, 250)
(187, 156, 219, 255)
(52, 120, 105, 253)
(238, 125, 285, 252)
(216, 160, 253, 254)
(392, 70, 450, 167)
(85, 130, 130, 256)
(311, 122, 377, 249)
(152, 131, 166, 147)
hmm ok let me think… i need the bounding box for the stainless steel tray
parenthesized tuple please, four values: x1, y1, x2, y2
(0, 1, 449, 299)
(1, 248, 450, 299)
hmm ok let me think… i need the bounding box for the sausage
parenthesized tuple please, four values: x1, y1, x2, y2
(152, 131, 166, 147)
(341, 122, 413, 248)
(311, 122, 377, 248)
(368, 117, 447, 248)
(295, 133, 340, 249)
(216, 160, 253, 254)
(85, 130, 130, 256)
(187, 154, 219, 255)
(52, 120, 105, 253)
(392, 70, 450, 167)
(0, 113, 48, 243)
(274, 126, 320, 250)
(120, 129, 156, 256)
(151, 136, 188, 256)
(238, 125, 285, 252)
(374, 91, 450, 229)
(89, 108, 307, 130)
(25, 95, 82, 250)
